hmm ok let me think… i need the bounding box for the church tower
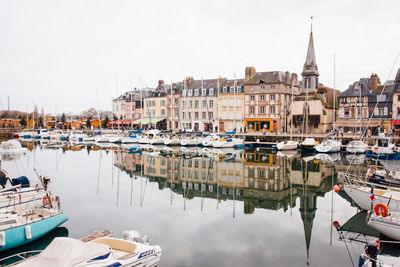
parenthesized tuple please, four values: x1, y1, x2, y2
(301, 24, 319, 93)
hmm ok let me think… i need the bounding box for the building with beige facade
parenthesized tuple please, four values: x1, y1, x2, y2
(143, 86, 167, 129)
(219, 78, 245, 132)
(244, 66, 300, 133)
(180, 77, 219, 132)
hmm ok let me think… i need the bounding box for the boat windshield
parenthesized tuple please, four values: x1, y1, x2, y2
(377, 138, 389, 147)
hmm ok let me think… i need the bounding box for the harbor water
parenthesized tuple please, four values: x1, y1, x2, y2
(0, 142, 373, 266)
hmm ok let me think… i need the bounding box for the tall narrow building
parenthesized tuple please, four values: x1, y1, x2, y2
(301, 28, 319, 93)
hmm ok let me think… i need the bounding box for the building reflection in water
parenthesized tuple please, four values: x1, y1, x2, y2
(113, 148, 336, 263)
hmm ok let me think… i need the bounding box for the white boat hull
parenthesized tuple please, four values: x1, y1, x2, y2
(343, 185, 400, 212)
(276, 141, 298, 151)
(346, 146, 367, 154)
(368, 214, 400, 240)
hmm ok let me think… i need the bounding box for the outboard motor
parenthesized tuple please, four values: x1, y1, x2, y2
(366, 241, 379, 267)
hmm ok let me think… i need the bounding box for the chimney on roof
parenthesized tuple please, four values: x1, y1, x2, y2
(218, 76, 223, 87)
(291, 73, 298, 86)
(245, 66, 256, 81)
(185, 76, 194, 85)
(369, 73, 379, 90)
(285, 71, 290, 84)
(158, 80, 164, 91)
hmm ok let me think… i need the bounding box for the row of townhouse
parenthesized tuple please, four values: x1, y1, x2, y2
(336, 69, 400, 136)
(113, 27, 338, 134)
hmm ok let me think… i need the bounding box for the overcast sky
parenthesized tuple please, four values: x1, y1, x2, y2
(0, 0, 399, 114)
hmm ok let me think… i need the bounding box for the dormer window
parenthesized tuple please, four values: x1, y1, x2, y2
(223, 86, 228, 93)
(237, 86, 242, 92)
(194, 89, 199, 96)
(202, 89, 206, 96)
(209, 88, 214, 96)
(182, 90, 187, 97)
(188, 90, 193, 96)
(230, 86, 235, 93)
(271, 85, 275, 90)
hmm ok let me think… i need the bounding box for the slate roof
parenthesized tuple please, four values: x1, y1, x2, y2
(245, 71, 286, 85)
(339, 78, 372, 98)
(371, 81, 395, 94)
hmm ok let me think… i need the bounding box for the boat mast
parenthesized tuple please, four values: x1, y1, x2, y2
(140, 89, 143, 129)
(217, 78, 220, 135)
(333, 53, 336, 139)
(359, 82, 363, 138)
(290, 80, 294, 141)
(130, 77, 133, 130)
(32, 103, 35, 130)
(115, 74, 120, 131)
(234, 74, 237, 131)
(97, 87, 101, 131)
(170, 81, 173, 132)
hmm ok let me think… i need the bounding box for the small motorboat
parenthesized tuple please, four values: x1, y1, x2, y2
(366, 164, 400, 187)
(163, 135, 181, 146)
(121, 131, 143, 144)
(181, 135, 203, 146)
(139, 130, 164, 145)
(96, 134, 121, 143)
(314, 138, 342, 153)
(201, 134, 220, 147)
(212, 137, 243, 148)
(300, 138, 318, 151)
(14, 131, 35, 139)
(0, 204, 67, 252)
(346, 140, 368, 154)
(0, 140, 27, 155)
(276, 140, 298, 151)
(370, 135, 397, 155)
(68, 130, 88, 143)
(13, 230, 161, 267)
(358, 240, 400, 267)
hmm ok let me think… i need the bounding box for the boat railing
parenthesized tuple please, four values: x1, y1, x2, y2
(0, 250, 42, 265)
(339, 171, 400, 192)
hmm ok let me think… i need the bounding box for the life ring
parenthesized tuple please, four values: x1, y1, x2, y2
(42, 195, 53, 207)
(369, 166, 377, 172)
(313, 159, 318, 164)
(374, 203, 389, 217)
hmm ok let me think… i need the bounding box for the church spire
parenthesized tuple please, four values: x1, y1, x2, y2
(301, 19, 319, 93)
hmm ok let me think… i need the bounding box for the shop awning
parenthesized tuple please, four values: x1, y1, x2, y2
(391, 119, 400, 125)
(132, 117, 165, 125)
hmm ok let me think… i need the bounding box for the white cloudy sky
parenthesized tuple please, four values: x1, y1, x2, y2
(0, 0, 399, 114)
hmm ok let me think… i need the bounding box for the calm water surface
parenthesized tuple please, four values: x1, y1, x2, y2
(0, 142, 372, 266)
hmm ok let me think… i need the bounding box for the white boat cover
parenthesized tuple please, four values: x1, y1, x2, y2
(0, 140, 23, 151)
(380, 160, 400, 172)
(17, 237, 110, 267)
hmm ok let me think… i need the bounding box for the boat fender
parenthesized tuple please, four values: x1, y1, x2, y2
(25, 225, 32, 240)
(374, 203, 389, 217)
(0, 232, 5, 246)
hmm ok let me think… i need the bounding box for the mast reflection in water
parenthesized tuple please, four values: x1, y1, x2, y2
(2, 143, 364, 267)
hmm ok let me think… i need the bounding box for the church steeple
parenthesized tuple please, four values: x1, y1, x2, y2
(301, 21, 319, 93)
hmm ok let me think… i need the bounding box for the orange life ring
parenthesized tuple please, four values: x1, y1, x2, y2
(42, 196, 53, 207)
(374, 203, 389, 217)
